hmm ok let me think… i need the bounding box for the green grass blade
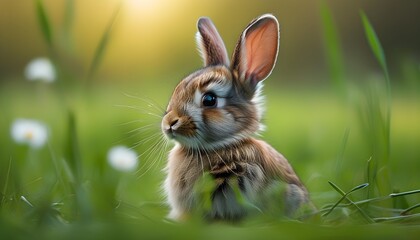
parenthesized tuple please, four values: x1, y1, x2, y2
(87, 3, 122, 80)
(328, 181, 369, 198)
(335, 128, 350, 178)
(374, 213, 420, 223)
(20, 195, 34, 208)
(321, 195, 390, 210)
(66, 110, 82, 183)
(324, 182, 373, 223)
(322, 183, 348, 217)
(65, 110, 93, 221)
(328, 181, 346, 195)
(360, 11, 388, 78)
(401, 203, 420, 216)
(47, 142, 70, 195)
(360, 11, 392, 199)
(325, 182, 370, 217)
(322, 181, 351, 216)
(63, 0, 75, 35)
(349, 183, 370, 193)
(62, 0, 75, 48)
(35, 0, 53, 47)
(1, 158, 12, 206)
(390, 189, 420, 198)
(320, 2, 345, 94)
(366, 156, 376, 198)
(360, 10, 391, 165)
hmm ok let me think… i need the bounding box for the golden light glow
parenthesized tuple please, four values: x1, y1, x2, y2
(126, 0, 165, 16)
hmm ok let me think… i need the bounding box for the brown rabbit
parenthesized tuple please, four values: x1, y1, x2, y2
(161, 14, 311, 221)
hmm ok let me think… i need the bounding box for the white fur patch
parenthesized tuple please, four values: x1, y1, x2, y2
(252, 82, 266, 132)
(206, 81, 232, 97)
(194, 89, 202, 107)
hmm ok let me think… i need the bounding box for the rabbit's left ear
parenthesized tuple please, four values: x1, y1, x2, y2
(196, 17, 230, 67)
(231, 14, 279, 92)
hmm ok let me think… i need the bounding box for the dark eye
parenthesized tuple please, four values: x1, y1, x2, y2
(202, 93, 217, 107)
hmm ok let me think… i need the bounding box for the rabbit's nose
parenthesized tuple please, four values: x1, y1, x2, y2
(162, 117, 179, 139)
(169, 118, 180, 131)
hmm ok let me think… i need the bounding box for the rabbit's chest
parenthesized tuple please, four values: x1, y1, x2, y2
(204, 161, 266, 220)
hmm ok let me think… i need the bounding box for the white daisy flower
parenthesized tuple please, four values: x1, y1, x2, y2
(107, 146, 139, 172)
(24, 57, 56, 83)
(11, 119, 48, 149)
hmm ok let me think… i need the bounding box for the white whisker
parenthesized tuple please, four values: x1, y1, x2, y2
(197, 139, 213, 171)
(122, 93, 166, 113)
(131, 132, 162, 149)
(113, 93, 169, 179)
(126, 123, 159, 135)
(138, 134, 165, 158)
(116, 119, 146, 126)
(113, 122, 160, 146)
(136, 136, 168, 179)
(196, 144, 205, 175)
(114, 104, 163, 119)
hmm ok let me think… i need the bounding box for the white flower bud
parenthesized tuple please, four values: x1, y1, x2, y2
(11, 119, 48, 149)
(24, 57, 56, 83)
(107, 146, 139, 172)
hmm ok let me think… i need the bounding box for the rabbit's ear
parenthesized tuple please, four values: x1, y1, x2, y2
(196, 17, 230, 67)
(231, 14, 279, 92)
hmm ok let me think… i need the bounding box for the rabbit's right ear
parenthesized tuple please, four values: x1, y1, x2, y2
(231, 14, 279, 96)
(196, 17, 230, 67)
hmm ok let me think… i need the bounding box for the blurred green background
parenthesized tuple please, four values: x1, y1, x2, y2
(1, 0, 420, 238)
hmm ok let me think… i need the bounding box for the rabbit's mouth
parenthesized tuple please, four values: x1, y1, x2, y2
(163, 127, 176, 139)
(162, 129, 201, 149)
(162, 113, 197, 141)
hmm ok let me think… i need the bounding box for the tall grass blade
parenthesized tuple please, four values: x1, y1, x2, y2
(360, 11, 389, 79)
(335, 128, 350, 178)
(35, 0, 53, 47)
(87, 3, 122, 80)
(360, 11, 391, 155)
(47, 143, 70, 195)
(320, 2, 345, 94)
(62, 0, 75, 48)
(1, 158, 12, 206)
(65, 110, 92, 221)
(66, 110, 82, 183)
(365, 156, 375, 199)
(360, 11, 392, 197)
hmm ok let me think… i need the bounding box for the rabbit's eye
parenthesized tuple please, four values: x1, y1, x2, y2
(202, 93, 217, 107)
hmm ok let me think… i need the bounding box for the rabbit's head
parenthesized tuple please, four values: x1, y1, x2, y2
(162, 14, 279, 150)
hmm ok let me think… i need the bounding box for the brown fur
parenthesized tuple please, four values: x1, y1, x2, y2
(164, 138, 309, 220)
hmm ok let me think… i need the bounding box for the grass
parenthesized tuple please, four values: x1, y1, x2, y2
(87, 2, 122, 80)
(1, 1, 420, 239)
(1, 82, 419, 238)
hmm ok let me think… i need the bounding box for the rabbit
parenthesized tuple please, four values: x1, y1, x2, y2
(161, 14, 312, 221)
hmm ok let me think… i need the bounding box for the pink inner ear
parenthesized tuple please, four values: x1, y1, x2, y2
(245, 19, 279, 83)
